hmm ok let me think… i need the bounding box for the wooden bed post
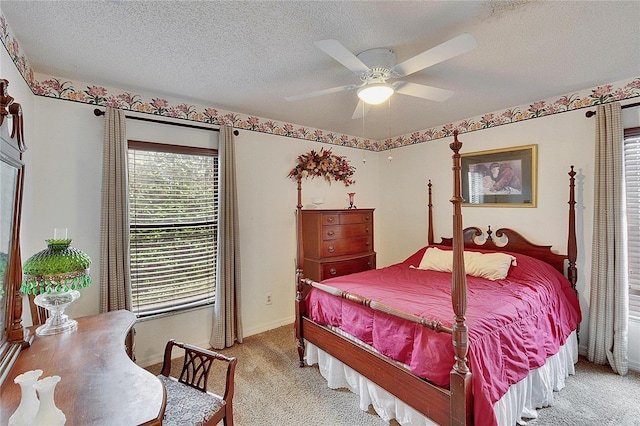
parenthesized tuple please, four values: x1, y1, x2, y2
(449, 131, 472, 425)
(295, 177, 306, 366)
(428, 180, 434, 245)
(567, 166, 578, 293)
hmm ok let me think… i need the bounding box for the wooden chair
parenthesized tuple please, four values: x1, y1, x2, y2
(158, 339, 237, 426)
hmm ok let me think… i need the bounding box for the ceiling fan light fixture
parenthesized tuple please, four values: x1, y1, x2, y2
(357, 83, 395, 105)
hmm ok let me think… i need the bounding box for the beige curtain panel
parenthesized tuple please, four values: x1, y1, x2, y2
(99, 107, 132, 313)
(210, 125, 243, 349)
(588, 102, 629, 375)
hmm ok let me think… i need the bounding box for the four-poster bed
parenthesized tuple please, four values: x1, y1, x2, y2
(293, 131, 580, 425)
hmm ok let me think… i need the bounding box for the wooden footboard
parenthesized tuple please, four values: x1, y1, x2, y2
(294, 131, 578, 426)
(301, 318, 453, 425)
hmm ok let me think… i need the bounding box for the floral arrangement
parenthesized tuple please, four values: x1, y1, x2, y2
(288, 148, 355, 186)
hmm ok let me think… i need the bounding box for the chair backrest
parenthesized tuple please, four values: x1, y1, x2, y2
(160, 339, 237, 398)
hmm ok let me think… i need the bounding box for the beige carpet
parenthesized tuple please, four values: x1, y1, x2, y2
(527, 356, 640, 426)
(145, 324, 640, 426)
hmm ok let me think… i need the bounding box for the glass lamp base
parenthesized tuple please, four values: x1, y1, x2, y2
(33, 290, 80, 336)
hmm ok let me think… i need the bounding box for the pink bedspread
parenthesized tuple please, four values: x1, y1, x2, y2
(306, 246, 581, 425)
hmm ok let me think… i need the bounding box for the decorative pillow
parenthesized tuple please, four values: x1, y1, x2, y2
(415, 247, 516, 280)
(464, 251, 516, 280)
(417, 247, 453, 272)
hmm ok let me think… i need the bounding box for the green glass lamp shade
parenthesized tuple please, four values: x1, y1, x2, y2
(21, 239, 92, 295)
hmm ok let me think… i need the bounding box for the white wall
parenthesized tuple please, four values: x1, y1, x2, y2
(377, 109, 595, 272)
(5, 44, 637, 371)
(232, 130, 381, 337)
(23, 94, 381, 366)
(376, 106, 640, 371)
(377, 110, 595, 349)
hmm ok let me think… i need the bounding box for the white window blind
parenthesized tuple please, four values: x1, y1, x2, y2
(128, 142, 218, 317)
(624, 129, 640, 318)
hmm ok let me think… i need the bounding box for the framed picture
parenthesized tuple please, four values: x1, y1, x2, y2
(461, 144, 537, 207)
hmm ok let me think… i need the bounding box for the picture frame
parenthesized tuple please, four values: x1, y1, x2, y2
(461, 144, 537, 207)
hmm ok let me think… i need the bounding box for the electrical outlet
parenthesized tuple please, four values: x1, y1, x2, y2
(266, 292, 272, 305)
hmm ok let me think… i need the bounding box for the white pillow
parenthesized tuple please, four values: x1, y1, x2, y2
(464, 251, 516, 280)
(417, 247, 453, 271)
(415, 247, 516, 281)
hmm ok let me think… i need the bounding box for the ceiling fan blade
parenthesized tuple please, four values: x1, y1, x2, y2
(314, 39, 371, 76)
(285, 84, 357, 101)
(394, 81, 454, 102)
(351, 100, 371, 120)
(391, 33, 477, 78)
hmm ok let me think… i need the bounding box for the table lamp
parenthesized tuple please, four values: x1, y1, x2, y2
(21, 229, 91, 335)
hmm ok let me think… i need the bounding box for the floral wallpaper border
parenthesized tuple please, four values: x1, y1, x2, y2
(2, 10, 639, 152)
(380, 77, 640, 150)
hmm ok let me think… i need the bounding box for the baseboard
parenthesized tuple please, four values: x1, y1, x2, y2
(578, 341, 640, 373)
(137, 336, 215, 368)
(243, 315, 295, 337)
(137, 315, 296, 368)
(578, 343, 588, 358)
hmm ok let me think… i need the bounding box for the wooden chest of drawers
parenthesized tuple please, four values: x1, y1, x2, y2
(301, 209, 375, 282)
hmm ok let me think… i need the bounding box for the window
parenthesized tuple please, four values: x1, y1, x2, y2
(624, 128, 640, 319)
(128, 141, 218, 317)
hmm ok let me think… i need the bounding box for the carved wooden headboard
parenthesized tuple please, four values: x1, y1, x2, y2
(439, 226, 567, 274)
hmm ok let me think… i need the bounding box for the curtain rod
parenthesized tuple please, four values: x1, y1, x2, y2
(585, 101, 640, 118)
(93, 108, 239, 135)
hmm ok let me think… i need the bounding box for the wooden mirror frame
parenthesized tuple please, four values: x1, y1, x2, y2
(0, 78, 30, 386)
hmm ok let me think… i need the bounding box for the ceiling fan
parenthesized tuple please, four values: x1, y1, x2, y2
(285, 34, 477, 119)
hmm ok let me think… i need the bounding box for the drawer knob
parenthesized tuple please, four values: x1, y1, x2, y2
(365, 216, 370, 221)
(327, 217, 335, 223)
(366, 241, 370, 246)
(330, 268, 337, 275)
(366, 228, 370, 233)
(327, 230, 335, 237)
(367, 262, 372, 268)
(327, 246, 335, 253)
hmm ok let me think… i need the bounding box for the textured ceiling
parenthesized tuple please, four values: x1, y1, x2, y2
(2, 1, 639, 140)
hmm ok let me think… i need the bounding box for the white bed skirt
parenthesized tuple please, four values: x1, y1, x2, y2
(305, 331, 578, 425)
